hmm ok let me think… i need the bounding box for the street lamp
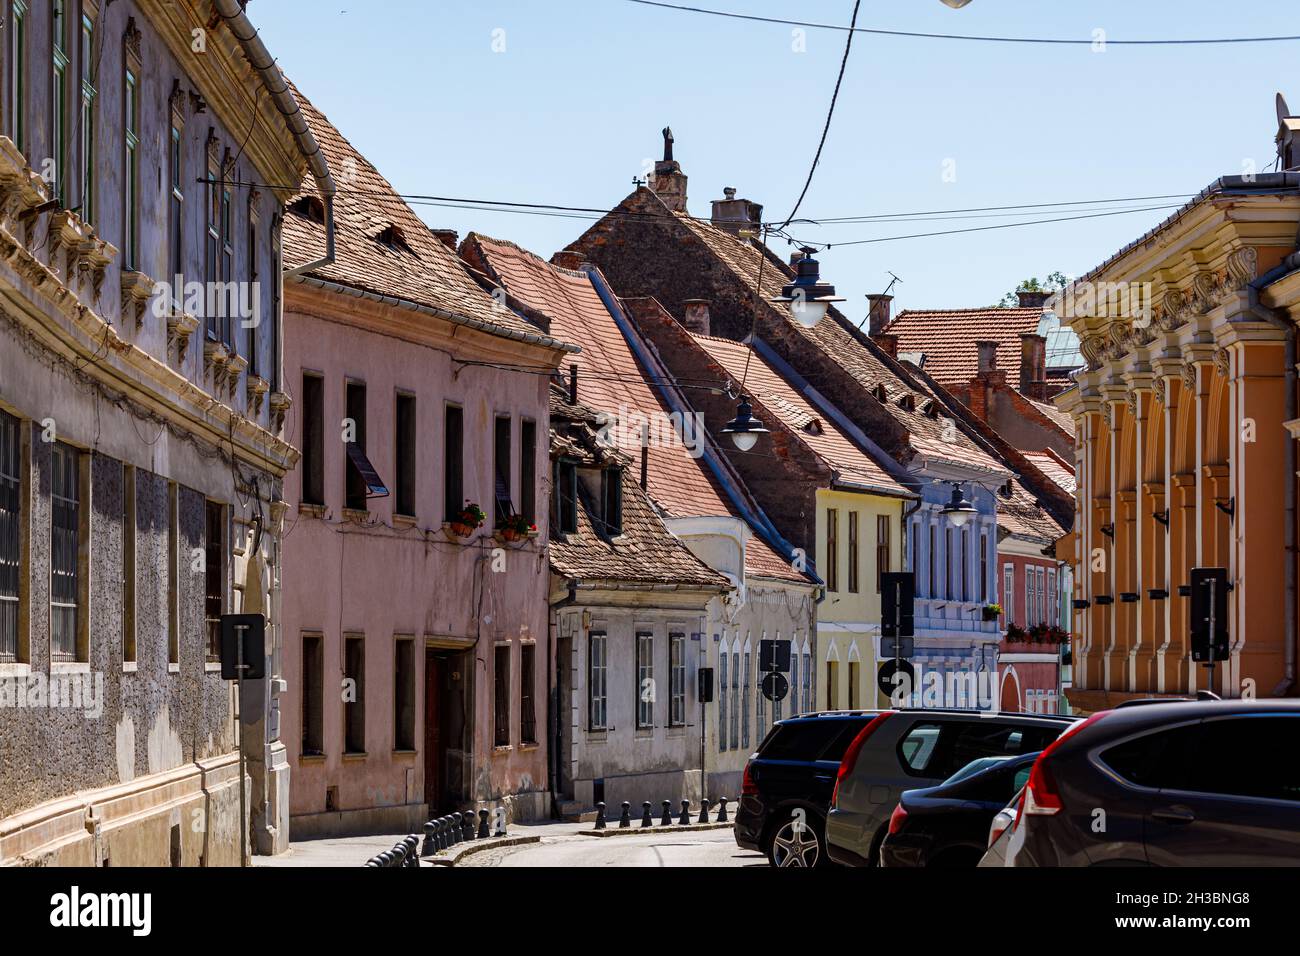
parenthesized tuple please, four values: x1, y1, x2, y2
(721, 395, 769, 451)
(940, 482, 977, 528)
(771, 247, 845, 328)
(939, 0, 973, 7)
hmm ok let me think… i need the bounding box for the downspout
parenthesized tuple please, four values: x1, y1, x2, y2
(1248, 267, 1298, 696)
(212, 0, 336, 276)
(547, 581, 579, 818)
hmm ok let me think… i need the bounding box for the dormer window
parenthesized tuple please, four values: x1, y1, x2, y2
(553, 458, 578, 535)
(923, 401, 939, 419)
(289, 195, 325, 224)
(803, 418, 824, 436)
(898, 395, 915, 412)
(601, 467, 623, 537)
(375, 224, 412, 254)
(872, 384, 888, 403)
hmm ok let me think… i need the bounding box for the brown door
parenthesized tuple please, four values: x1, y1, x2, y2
(424, 650, 444, 811)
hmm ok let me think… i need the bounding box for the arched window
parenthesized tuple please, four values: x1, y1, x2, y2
(730, 646, 740, 748)
(802, 643, 812, 713)
(718, 639, 729, 752)
(790, 651, 800, 715)
(741, 643, 752, 749)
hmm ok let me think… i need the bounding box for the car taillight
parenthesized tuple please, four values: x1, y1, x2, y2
(887, 802, 908, 835)
(741, 761, 757, 796)
(1014, 710, 1112, 828)
(831, 713, 891, 807)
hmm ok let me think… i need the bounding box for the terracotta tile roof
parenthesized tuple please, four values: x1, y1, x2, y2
(1022, 450, 1077, 496)
(1024, 395, 1076, 437)
(885, 308, 1044, 385)
(687, 333, 908, 496)
(465, 234, 807, 584)
(282, 88, 573, 351)
(670, 212, 1004, 473)
(998, 478, 1067, 543)
(549, 391, 730, 589)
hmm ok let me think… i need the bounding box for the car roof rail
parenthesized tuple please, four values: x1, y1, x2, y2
(1113, 693, 1220, 708)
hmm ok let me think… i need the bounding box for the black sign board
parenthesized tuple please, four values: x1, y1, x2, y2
(877, 659, 916, 699)
(881, 572, 915, 638)
(220, 614, 266, 681)
(698, 667, 714, 703)
(1189, 567, 1230, 663)
(760, 671, 789, 702)
(759, 638, 791, 673)
(880, 635, 915, 659)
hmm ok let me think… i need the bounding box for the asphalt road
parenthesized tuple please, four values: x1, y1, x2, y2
(460, 827, 767, 868)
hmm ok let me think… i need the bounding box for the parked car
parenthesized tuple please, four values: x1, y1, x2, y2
(1004, 699, 1300, 866)
(977, 791, 1022, 867)
(735, 711, 881, 867)
(825, 709, 1077, 867)
(880, 751, 1037, 867)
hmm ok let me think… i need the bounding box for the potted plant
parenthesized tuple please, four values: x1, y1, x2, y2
(499, 513, 537, 543)
(982, 603, 1002, 622)
(1004, 622, 1028, 644)
(449, 502, 486, 538)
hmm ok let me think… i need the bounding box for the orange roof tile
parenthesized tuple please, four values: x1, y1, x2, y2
(885, 308, 1043, 385)
(1022, 450, 1077, 496)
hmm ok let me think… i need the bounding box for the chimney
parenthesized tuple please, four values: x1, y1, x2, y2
(866, 294, 893, 335)
(976, 340, 999, 375)
(1016, 289, 1052, 310)
(711, 187, 764, 235)
(551, 249, 587, 271)
(1020, 332, 1047, 397)
(875, 333, 899, 359)
(681, 299, 711, 337)
(430, 228, 458, 251)
(650, 126, 688, 214)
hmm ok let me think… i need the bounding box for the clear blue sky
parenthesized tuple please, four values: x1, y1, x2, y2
(253, 0, 1298, 315)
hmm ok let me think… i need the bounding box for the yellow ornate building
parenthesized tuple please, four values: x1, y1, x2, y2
(1055, 144, 1300, 707)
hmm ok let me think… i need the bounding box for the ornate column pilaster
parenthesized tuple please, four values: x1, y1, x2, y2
(1099, 381, 1130, 692)
(1124, 375, 1158, 692)
(1151, 351, 1185, 692)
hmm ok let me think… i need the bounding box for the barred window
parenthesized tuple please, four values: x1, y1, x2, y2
(669, 632, 685, 727)
(790, 651, 800, 716)
(204, 500, 225, 662)
(493, 644, 510, 747)
(718, 645, 728, 751)
(50, 444, 79, 660)
(0, 411, 20, 661)
(636, 632, 654, 729)
(802, 648, 812, 713)
(730, 647, 739, 748)
(741, 647, 751, 749)
(588, 631, 607, 731)
(520, 643, 537, 744)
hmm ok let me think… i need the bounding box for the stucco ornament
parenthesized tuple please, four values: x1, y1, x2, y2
(1160, 289, 1188, 332)
(1181, 360, 1198, 392)
(1125, 389, 1140, 417)
(1224, 246, 1258, 290)
(1193, 271, 1221, 313)
(1080, 333, 1107, 371)
(1153, 376, 1167, 407)
(1214, 347, 1231, 379)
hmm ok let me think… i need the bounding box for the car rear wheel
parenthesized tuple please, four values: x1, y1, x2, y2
(767, 814, 824, 868)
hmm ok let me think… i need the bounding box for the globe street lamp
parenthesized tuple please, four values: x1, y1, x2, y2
(771, 247, 845, 328)
(721, 395, 769, 451)
(940, 482, 978, 528)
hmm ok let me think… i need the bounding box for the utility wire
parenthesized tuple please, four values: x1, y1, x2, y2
(624, 0, 1300, 45)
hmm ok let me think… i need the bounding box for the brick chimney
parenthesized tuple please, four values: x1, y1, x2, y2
(682, 299, 711, 337)
(551, 249, 587, 271)
(1020, 332, 1047, 398)
(650, 126, 688, 214)
(430, 228, 458, 251)
(1016, 289, 1052, 310)
(711, 187, 764, 235)
(866, 294, 893, 335)
(789, 249, 807, 269)
(875, 333, 899, 358)
(976, 340, 999, 375)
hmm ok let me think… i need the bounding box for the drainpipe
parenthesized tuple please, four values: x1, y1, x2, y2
(212, 0, 336, 277)
(546, 581, 579, 818)
(1248, 272, 1298, 696)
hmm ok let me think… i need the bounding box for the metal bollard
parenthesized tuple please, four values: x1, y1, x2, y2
(439, 817, 452, 850)
(404, 835, 420, 867)
(660, 800, 673, 826)
(594, 801, 607, 830)
(449, 812, 462, 845)
(640, 801, 653, 827)
(461, 813, 475, 842)
(717, 797, 729, 823)
(618, 801, 632, 828)
(678, 800, 691, 825)
(698, 799, 710, 824)
(478, 808, 490, 839)
(421, 821, 437, 857)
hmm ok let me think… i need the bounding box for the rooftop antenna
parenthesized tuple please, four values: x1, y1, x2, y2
(858, 273, 902, 330)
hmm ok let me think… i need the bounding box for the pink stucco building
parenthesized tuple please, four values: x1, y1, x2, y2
(278, 97, 575, 836)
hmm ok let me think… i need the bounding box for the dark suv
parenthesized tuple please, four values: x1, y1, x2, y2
(1005, 699, 1300, 866)
(735, 711, 881, 867)
(825, 709, 1077, 867)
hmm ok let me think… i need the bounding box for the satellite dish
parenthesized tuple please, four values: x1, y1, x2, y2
(1278, 92, 1292, 125)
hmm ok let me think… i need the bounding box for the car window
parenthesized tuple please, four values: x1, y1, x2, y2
(943, 755, 1011, 786)
(822, 718, 876, 762)
(902, 720, 1059, 779)
(900, 724, 942, 771)
(1013, 767, 1032, 792)
(1101, 722, 1207, 789)
(1181, 716, 1300, 802)
(760, 718, 870, 761)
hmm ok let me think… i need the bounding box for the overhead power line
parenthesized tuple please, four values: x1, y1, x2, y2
(624, 0, 1300, 45)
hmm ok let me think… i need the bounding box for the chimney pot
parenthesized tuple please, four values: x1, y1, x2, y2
(1016, 289, 1052, 310)
(976, 340, 999, 374)
(682, 299, 712, 337)
(866, 294, 893, 336)
(1020, 332, 1047, 397)
(430, 228, 459, 251)
(551, 250, 587, 271)
(711, 190, 763, 235)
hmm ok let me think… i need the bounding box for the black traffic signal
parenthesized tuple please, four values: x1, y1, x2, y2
(1189, 567, 1230, 663)
(881, 571, 915, 638)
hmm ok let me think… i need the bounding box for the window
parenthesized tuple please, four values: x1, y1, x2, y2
(301, 374, 324, 506)
(847, 511, 858, 593)
(50, 443, 79, 661)
(122, 465, 135, 663)
(1024, 567, 1034, 628)
(519, 419, 536, 527)
(790, 651, 800, 715)
(554, 459, 577, 535)
(220, 169, 233, 347)
(600, 467, 623, 536)
(394, 393, 416, 517)
(169, 118, 184, 294)
(51, 0, 69, 204)
(588, 631, 607, 731)
(167, 482, 178, 664)
(10, 1, 26, 154)
(669, 632, 685, 727)
(636, 631, 654, 729)
(825, 508, 838, 592)
(443, 405, 463, 522)
(717, 645, 728, 749)
(741, 646, 751, 748)
(204, 500, 225, 662)
(343, 635, 365, 753)
(961, 528, 970, 602)
(928, 524, 936, 599)
(1003, 565, 1015, 625)
(901, 722, 1056, 779)
(79, 9, 95, 225)
(247, 203, 259, 375)
(1046, 568, 1057, 626)
(122, 57, 139, 269)
(756, 652, 766, 729)
(520, 643, 537, 744)
(826, 660, 838, 710)
(980, 533, 988, 604)
(802, 648, 812, 713)
(345, 381, 367, 511)
(945, 528, 954, 599)
(876, 514, 890, 592)
(847, 660, 859, 709)
(493, 644, 510, 747)
(730, 646, 739, 747)
(0, 411, 20, 661)
(393, 638, 415, 751)
(1037, 567, 1047, 625)
(493, 415, 512, 527)
(205, 139, 220, 340)
(301, 634, 323, 755)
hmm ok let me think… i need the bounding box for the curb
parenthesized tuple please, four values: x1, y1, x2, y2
(427, 834, 541, 866)
(576, 822, 735, 837)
